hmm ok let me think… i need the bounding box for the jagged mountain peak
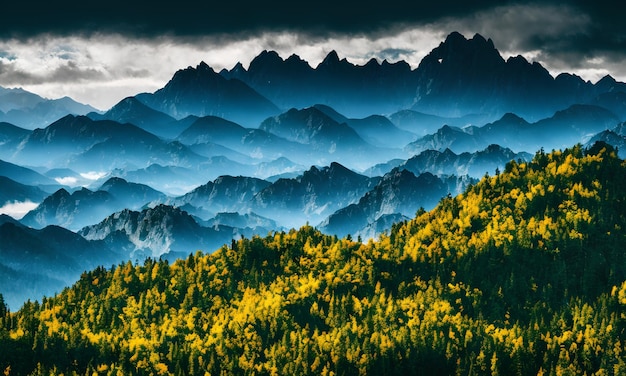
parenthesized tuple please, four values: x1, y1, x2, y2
(316, 50, 355, 71)
(481, 143, 511, 155)
(597, 74, 616, 86)
(197, 61, 213, 71)
(385, 166, 422, 181)
(364, 57, 380, 68)
(231, 61, 246, 73)
(137, 58, 279, 125)
(99, 176, 129, 189)
(427, 31, 503, 67)
(439, 124, 464, 134)
(170, 62, 219, 83)
(444, 32, 494, 49)
(249, 50, 284, 70)
(499, 112, 527, 122)
(553, 103, 617, 119)
(50, 187, 71, 198)
(506, 54, 529, 66)
(300, 161, 357, 182)
(594, 74, 626, 93)
(320, 50, 341, 65)
(270, 106, 339, 125)
(285, 53, 308, 65)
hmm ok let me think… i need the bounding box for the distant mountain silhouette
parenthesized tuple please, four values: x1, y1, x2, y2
(135, 62, 279, 126)
(0, 86, 97, 129)
(88, 97, 184, 139)
(0, 159, 57, 188)
(20, 188, 117, 230)
(312, 105, 417, 148)
(175, 114, 315, 165)
(0, 176, 47, 207)
(109, 164, 209, 196)
(7, 114, 210, 172)
(388, 110, 490, 136)
(252, 162, 380, 227)
(406, 105, 620, 154)
(98, 177, 166, 208)
(0, 215, 117, 309)
(400, 144, 532, 178)
(203, 212, 278, 236)
(20, 177, 166, 231)
(259, 107, 396, 169)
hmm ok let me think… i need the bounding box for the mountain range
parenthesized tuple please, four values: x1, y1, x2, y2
(0, 86, 97, 129)
(219, 32, 626, 121)
(1, 31, 626, 308)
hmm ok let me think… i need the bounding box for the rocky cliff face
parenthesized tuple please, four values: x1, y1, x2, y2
(79, 204, 233, 259)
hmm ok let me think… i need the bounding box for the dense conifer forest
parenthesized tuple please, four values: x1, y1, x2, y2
(1, 143, 626, 375)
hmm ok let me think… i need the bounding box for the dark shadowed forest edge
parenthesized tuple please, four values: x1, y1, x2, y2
(1, 142, 626, 375)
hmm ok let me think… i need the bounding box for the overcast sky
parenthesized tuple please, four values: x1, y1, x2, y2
(0, 0, 623, 110)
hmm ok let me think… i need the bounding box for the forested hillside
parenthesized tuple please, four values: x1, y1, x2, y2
(1, 143, 626, 375)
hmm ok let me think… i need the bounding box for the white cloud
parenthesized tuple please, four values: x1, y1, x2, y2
(0, 200, 39, 219)
(54, 176, 79, 186)
(80, 171, 107, 180)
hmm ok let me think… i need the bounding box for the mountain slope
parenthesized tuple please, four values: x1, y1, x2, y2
(259, 107, 392, 169)
(88, 97, 183, 139)
(9, 115, 210, 172)
(10, 115, 175, 168)
(0, 121, 30, 158)
(0, 176, 47, 208)
(0, 159, 57, 188)
(0, 86, 97, 129)
(406, 105, 620, 155)
(0, 215, 117, 309)
(136, 62, 279, 126)
(411, 32, 575, 120)
(318, 168, 449, 237)
(20, 178, 167, 231)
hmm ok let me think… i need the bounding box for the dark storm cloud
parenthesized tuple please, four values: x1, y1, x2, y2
(0, 0, 514, 38)
(3, 1, 622, 58)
